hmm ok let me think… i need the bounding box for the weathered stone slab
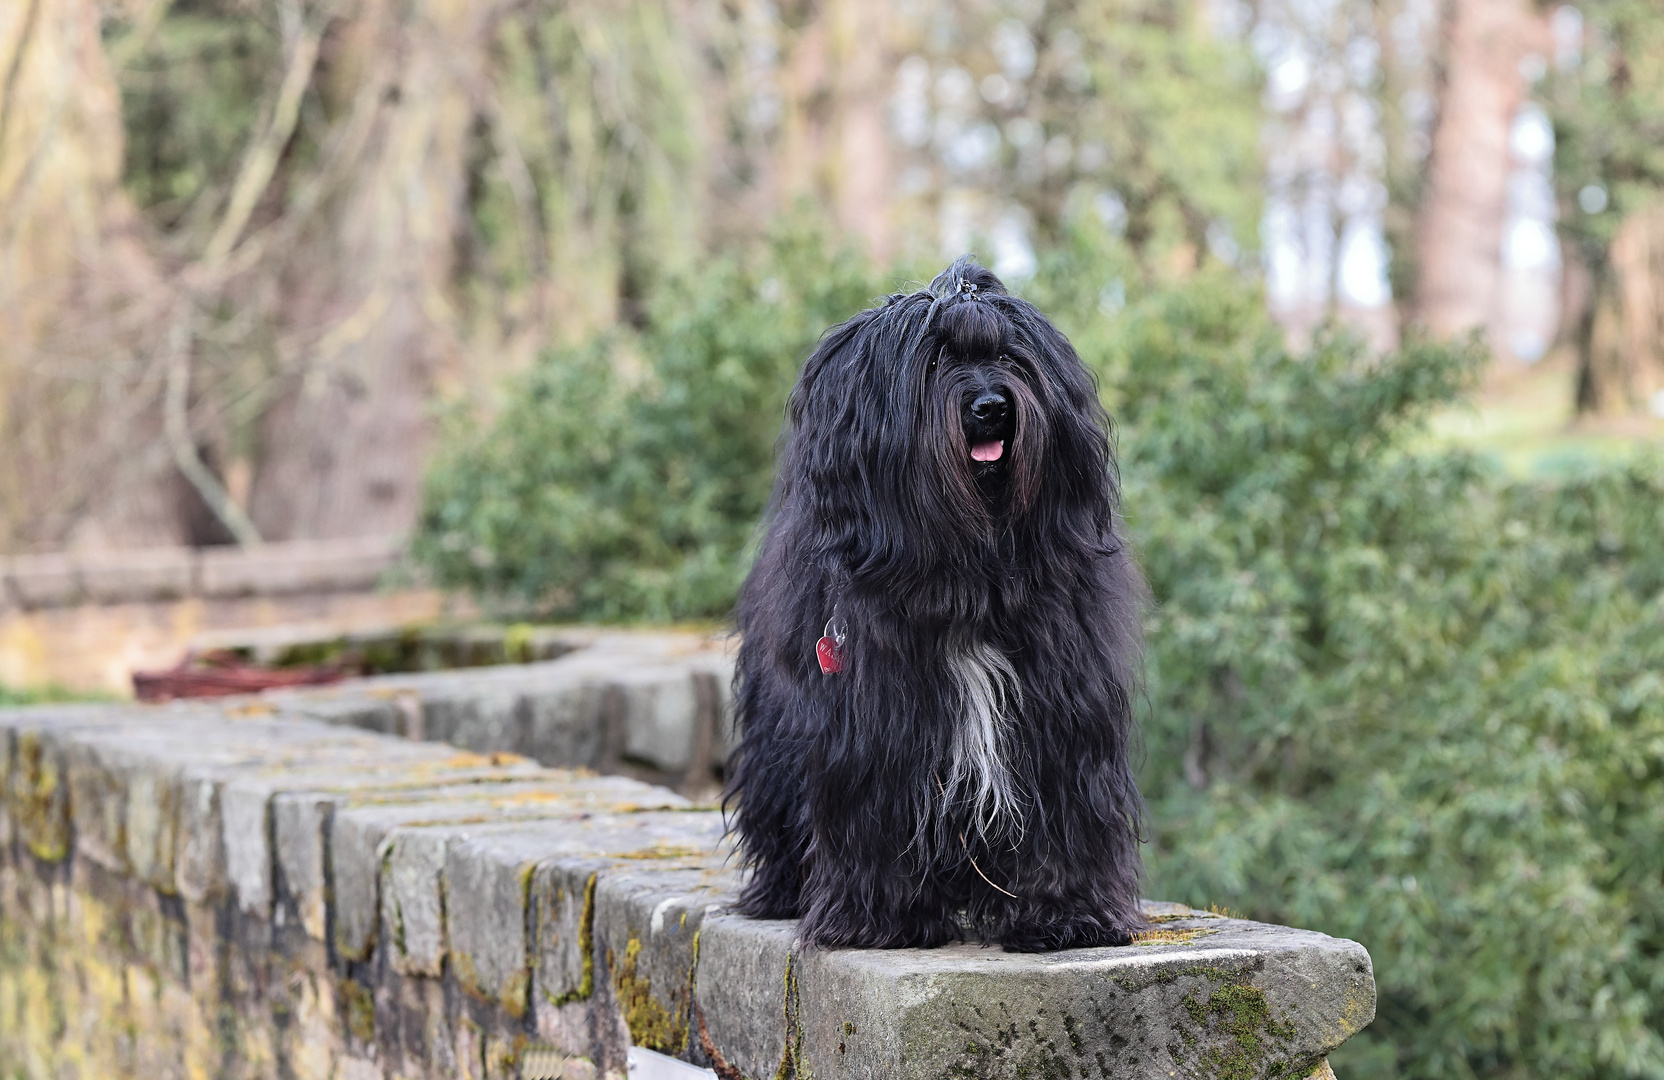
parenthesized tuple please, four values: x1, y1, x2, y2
(269, 632, 737, 786)
(328, 774, 688, 962)
(611, 666, 702, 773)
(414, 678, 523, 755)
(1, 551, 81, 607)
(518, 671, 607, 769)
(442, 812, 727, 1018)
(695, 904, 1375, 1080)
(274, 690, 410, 737)
(223, 745, 534, 918)
(13, 705, 282, 878)
(35, 706, 445, 900)
(266, 753, 548, 939)
(589, 864, 741, 1064)
(197, 535, 398, 597)
(76, 547, 196, 603)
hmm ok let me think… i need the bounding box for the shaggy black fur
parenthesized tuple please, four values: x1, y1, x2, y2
(726, 257, 1147, 952)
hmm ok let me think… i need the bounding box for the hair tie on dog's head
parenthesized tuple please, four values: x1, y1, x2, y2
(920, 276, 980, 336)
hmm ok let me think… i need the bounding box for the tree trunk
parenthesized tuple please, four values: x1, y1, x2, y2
(829, 0, 893, 260)
(1609, 205, 1664, 410)
(1575, 205, 1664, 415)
(245, 0, 481, 541)
(0, 0, 185, 551)
(771, 0, 894, 261)
(1411, 0, 1540, 345)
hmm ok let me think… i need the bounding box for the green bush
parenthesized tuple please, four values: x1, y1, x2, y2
(1098, 284, 1664, 1080)
(417, 225, 1664, 1079)
(415, 222, 884, 620)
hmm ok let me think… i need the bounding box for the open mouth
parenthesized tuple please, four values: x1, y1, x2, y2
(970, 439, 1005, 463)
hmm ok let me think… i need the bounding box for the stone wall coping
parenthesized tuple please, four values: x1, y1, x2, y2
(267, 633, 738, 788)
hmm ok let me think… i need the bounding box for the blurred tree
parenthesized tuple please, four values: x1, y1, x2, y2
(0, 0, 729, 549)
(884, 0, 1262, 281)
(1542, 0, 1664, 416)
(0, 0, 185, 548)
(2, 0, 994, 550)
(1410, 0, 1544, 343)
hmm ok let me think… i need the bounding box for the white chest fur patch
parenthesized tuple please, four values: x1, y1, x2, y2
(945, 642, 1023, 838)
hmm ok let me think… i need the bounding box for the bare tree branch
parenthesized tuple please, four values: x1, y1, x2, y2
(0, 0, 43, 157)
(162, 308, 264, 545)
(202, 20, 323, 267)
(108, 0, 179, 70)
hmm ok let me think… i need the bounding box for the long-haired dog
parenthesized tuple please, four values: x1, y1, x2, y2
(726, 257, 1146, 952)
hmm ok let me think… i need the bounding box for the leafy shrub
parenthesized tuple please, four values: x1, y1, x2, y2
(415, 222, 884, 620)
(418, 224, 1664, 1079)
(1098, 282, 1664, 1080)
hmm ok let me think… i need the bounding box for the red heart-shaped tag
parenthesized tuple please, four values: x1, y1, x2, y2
(815, 635, 844, 674)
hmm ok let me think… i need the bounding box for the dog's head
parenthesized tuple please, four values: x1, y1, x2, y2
(777, 256, 1116, 580)
(914, 260, 1046, 513)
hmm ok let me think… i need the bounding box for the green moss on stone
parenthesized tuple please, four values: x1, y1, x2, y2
(343, 978, 376, 1043)
(772, 951, 806, 1080)
(15, 734, 70, 863)
(546, 872, 597, 1007)
(1181, 981, 1299, 1080)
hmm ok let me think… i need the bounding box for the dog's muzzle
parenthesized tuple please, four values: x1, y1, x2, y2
(965, 391, 1010, 463)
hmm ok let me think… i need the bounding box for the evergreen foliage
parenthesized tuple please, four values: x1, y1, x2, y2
(1101, 281, 1664, 1080)
(415, 223, 883, 620)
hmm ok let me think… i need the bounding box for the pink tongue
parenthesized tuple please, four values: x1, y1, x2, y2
(971, 440, 1004, 462)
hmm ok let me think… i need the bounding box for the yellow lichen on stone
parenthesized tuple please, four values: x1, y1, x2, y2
(612, 934, 688, 1054)
(15, 732, 70, 862)
(1131, 927, 1221, 945)
(616, 844, 705, 861)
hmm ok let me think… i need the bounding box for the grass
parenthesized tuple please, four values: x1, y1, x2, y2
(1423, 354, 1664, 476)
(0, 683, 107, 707)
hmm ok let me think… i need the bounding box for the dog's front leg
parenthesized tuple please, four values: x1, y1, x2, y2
(728, 679, 813, 920)
(793, 728, 963, 950)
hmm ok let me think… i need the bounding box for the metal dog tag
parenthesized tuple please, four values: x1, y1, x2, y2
(816, 616, 847, 675)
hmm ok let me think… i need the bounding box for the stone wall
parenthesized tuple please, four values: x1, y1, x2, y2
(267, 632, 736, 798)
(0, 672, 1378, 1079)
(0, 539, 447, 695)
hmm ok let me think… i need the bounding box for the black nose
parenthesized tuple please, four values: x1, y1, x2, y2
(970, 392, 1008, 423)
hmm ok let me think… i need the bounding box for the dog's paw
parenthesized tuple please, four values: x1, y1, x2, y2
(733, 879, 801, 921)
(994, 915, 1139, 953)
(800, 906, 963, 950)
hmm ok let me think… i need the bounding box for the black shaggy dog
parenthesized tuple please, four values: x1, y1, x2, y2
(726, 256, 1147, 953)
